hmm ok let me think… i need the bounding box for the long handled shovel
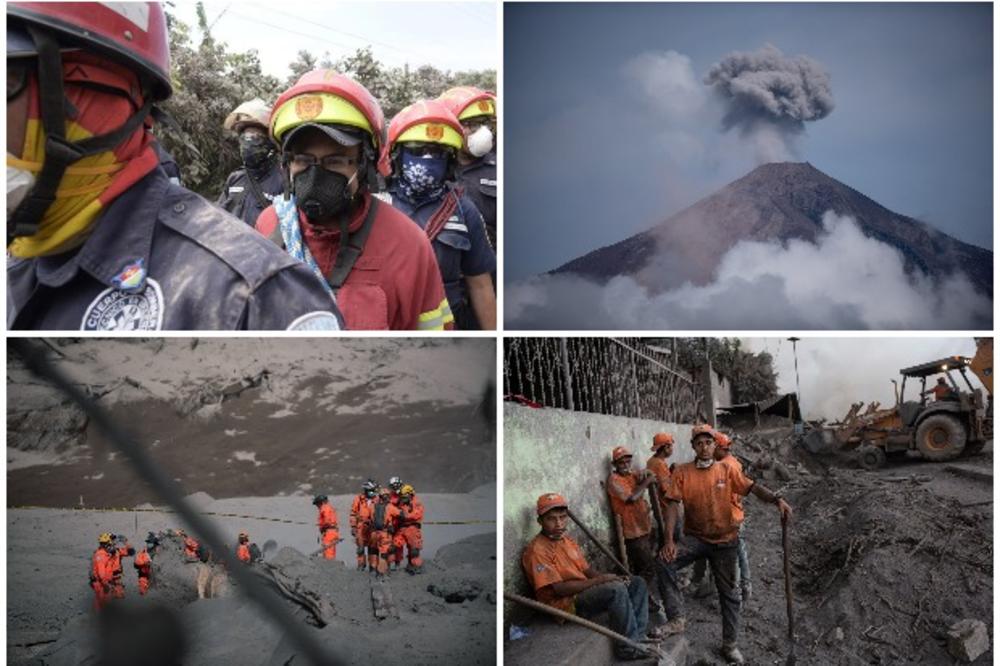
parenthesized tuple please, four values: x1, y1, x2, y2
(505, 592, 669, 663)
(782, 513, 797, 665)
(566, 508, 630, 575)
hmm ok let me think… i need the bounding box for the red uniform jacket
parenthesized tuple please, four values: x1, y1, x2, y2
(256, 195, 452, 330)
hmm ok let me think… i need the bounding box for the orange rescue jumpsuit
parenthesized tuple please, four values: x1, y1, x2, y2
(317, 502, 340, 560)
(350, 494, 374, 568)
(393, 495, 425, 568)
(237, 542, 252, 563)
(134, 549, 152, 595)
(361, 499, 401, 574)
(91, 544, 133, 610)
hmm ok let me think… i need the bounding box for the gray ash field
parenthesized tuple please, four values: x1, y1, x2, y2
(7, 339, 497, 665)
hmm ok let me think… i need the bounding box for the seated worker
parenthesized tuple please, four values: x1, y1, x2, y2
(521, 493, 662, 661)
(923, 377, 958, 402)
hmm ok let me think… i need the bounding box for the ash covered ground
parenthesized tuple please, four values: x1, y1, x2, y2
(507, 424, 993, 665)
(7, 338, 497, 665)
(670, 426, 991, 665)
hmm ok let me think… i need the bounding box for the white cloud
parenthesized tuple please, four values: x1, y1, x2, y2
(506, 212, 992, 330)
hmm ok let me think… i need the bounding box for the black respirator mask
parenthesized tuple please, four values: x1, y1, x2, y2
(239, 133, 274, 169)
(293, 166, 358, 220)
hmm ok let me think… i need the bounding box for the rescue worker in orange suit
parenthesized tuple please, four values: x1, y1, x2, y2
(254, 69, 452, 330)
(6, 3, 344, 331)
(393, 484, 425, 574)
(133, 532, 160, 596)
(521, 493, 657, 661)
(437, 86, 498, 250)
(177, 529, 200, 562)
(647, 432, 679, 539)
(387, 476, 404, 506)
(712, 430, 752, 602)
(384, 100, 496, 330)
(313, 495, 340, 560)
(236, 531, 261, 564)
(607, 446, 668, 622)
(656, 425, 793, 665)
(90, 532, 135, 610)
(362, 487, 401, 577)
(350, 479, 378, 570)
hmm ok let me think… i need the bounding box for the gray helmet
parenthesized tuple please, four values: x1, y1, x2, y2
(312, 494, 327, 506)
(388, 476, 403, 491)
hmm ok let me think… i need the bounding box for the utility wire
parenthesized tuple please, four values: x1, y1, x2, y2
(10, 339, 344, 666)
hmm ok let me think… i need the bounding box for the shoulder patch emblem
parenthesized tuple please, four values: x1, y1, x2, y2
(287, 311, 342, 331)
(535, 563, 546, 572)
(81, 278, 164, 331)
(111, 259, 147, 293)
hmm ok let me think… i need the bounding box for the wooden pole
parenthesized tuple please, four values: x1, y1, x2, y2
(566, 508, 630, 575)
(504, 592, 661, 660)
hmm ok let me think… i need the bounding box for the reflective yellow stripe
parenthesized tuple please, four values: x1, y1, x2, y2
(416, 299, 454, 330)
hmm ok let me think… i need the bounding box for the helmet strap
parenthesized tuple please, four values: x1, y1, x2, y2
(8, 25, 154, 244)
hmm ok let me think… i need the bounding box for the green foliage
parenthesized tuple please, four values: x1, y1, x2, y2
(658, 338, 779, 404)
(156, 11, 495, 198)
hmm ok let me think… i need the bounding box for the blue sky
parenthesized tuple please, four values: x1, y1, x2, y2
(504, 3, 993, 280)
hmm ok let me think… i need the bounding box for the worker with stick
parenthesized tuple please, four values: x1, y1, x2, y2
(657, 425, 793, 665)
(606, 445, 665, 620)
(521, 493, 663, 661)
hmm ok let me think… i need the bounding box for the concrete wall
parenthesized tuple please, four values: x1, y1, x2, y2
(503, 403, 694, 622)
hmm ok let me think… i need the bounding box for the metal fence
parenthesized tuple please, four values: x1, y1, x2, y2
(503, 337, 707, 423)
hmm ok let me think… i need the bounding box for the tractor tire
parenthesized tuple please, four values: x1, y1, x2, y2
(858, 445, 886, 470)
(915, 414, 967, 461)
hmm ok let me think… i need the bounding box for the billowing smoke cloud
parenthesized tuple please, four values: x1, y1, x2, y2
(506, 212, 991, 330)
(704, 43, 834, 162)
(748, 338, 983, 421)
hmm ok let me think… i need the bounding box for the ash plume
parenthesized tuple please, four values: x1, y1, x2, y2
(705, 44, 834, 161)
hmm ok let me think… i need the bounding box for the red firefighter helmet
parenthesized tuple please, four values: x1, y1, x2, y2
(270, 69, 389, 179)
(7, 2, 172, 101)
(387, 100, 465, 153)
(437, 86, 497, 121)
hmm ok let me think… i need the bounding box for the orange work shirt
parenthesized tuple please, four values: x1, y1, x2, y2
(606, 470, 652, 539)
(521, 533, 590, 613)
(716, 455, 746, 524)
(666, 461, 754, 544)
(647, 455, 672, 508)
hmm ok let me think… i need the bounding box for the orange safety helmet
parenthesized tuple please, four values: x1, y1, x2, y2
(713, 430, 733, 448)
(536, 493, 568, 516)
(691, 424, 715, 442)
(270, 69, 390, 186)
(611, 446, 633, 462)
(8, 2, 172, 101)
(651, 432, 675, 451)
(388, 100, 466, 153)
(437, 86, 497, 121)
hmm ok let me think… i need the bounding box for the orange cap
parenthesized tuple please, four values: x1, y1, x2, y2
(611, 446, 633, 462)
(651, 432, 675, 451)
(691, 424, 714, 441)
(713, 430, 732, 448)
(536, 493, 568, 516)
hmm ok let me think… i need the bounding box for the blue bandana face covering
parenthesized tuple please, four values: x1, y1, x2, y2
(399, 149, 448, 202)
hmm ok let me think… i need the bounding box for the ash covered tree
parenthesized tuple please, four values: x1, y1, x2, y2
(663, 338, 779, 404)
(156, 4, 280, 198)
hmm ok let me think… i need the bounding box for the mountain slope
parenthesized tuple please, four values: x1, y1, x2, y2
(552, 162, 992, 297)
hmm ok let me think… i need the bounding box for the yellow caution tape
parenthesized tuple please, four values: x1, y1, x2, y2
(8, 505, 495, 527)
